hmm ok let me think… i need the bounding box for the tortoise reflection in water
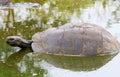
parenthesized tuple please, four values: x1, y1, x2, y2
(6, 23, 120, 71)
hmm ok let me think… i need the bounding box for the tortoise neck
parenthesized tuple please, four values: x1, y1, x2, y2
(19, 40, 33, 48)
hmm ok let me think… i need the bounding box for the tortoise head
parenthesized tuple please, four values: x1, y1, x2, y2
(6, 36, 33, 48)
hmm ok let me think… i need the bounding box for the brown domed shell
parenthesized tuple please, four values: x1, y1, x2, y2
(31, 23, 120, 56)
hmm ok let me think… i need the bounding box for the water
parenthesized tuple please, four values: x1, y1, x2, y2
(0, 0, 120, 77)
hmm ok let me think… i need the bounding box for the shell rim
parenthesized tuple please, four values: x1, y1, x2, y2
(44, 50, 119, 57)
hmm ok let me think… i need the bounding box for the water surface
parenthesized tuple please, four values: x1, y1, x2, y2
(0, 0, 120, 77)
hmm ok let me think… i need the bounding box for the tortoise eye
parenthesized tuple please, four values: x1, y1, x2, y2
(8, 38, 15, 42)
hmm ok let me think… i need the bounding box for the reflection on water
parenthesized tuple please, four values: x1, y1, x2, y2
(6, 49, 31, 66)
(4, 49, 45, 77)
(0, 0, 120, 77)
(34, 53, 118, 71)
(5, 49, 118, 76)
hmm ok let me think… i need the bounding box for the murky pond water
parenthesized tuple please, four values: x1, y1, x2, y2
(0, 0, 120, 77)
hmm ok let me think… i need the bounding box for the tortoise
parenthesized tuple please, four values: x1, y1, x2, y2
(6, 22, 120, 56)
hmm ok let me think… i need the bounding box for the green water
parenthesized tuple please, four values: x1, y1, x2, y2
(0, 0, 120, 77)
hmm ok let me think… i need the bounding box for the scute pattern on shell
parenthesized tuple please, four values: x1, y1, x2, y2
(32, 23, 120, 56)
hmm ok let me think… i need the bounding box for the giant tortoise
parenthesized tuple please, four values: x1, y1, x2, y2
(6, 22, 120, 71)
(6, 22, 120, 56)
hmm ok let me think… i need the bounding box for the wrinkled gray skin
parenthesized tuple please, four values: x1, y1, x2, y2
(6, 22, 120, 56)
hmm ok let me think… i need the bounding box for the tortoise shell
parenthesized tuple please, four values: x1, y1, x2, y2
(31, 23, 120, 56)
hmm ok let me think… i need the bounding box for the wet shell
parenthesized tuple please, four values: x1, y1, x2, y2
(32, 22, 120, 56)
